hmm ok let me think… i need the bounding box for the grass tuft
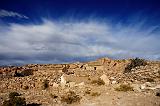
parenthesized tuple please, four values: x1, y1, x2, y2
(115, 84, 133, 92)
(61, 91, 81, 104)
(91, 78, 105, 85)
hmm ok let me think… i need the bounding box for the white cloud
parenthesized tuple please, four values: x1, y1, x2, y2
(0, 9, 29, 19)
(0, 18, 159, 65)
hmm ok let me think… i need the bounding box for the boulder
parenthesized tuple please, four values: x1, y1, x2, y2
(132, 84, 141, 92)
(78, 82, 85, 86)
(147, 85, 160, 90)
(100, 74, 110, 85)
(60, 75, 66, 88)
(110, 77, 115, 80)
(75, 82, 85, 88)
(140, 84, 146, 90)
(111, 81, 117, 84)
(69, 82, 76, 87)
(139, 82, 158, 90)
(145, 82, 152, 87)
(53, 82, 59, 88)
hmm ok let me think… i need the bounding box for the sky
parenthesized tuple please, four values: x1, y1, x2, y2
(0, 0, 160, 65)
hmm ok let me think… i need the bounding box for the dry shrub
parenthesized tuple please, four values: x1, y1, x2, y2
(9, 92, 21, 99)
(88, 77, 91, 80)
(3, 92, 26, 106)
(3, 92, 41, 106)
(14, 69, 34, 77)
(42, 79, 49, 90)
(23, 85, 29, 90)
(61, 91, 81, 104)
(115, 84, 133, 92)
(85, 89, 100, 96)
(156, 90, 160, 97)
(62, 65, 69, 73)
(50, 93, 58, 99)
(157, 70, 160, 78)
(91, 78, 105, 85)
(3, 97, 26, 106)
(91, 92, 101, 96)
(85, 89, 91, 94)
(146, 78, 154, 82)
(124, 58, 147, 73)
(26, 103, 41, 106)
(158, 70, 160, 75)
(20, 69, 34, 76)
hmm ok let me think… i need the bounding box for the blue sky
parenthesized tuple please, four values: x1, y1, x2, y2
(0, 0, 160, 65)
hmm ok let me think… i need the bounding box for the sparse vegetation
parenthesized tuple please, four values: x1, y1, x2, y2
(156, 91, 160, 97)
(85, 89, 100, 96)
(124, 58, 147, 73)
(61, 91, 81, 104)
(157, 70, 160, 79)
(3, 92, 41, 106)
(62, 65, 69, 73)
(50, 93, 58, 99)
(146, 78, 154, 82)
(91, 92, 101, 96)
(66, 80, 72, 83)
(9, 92, 21, 99)
(14, 69, 34, 77)
(88, 77, 91, 80)
(85, 89, 91, 94)
(3, 92, 26, 106)
(158, 70, 160, 75)
(158, 70, 160, 78)
(20, 69, 34, 76)
(26, 103, 41, 106)
(115, 84, 133, 92)
(3, 97, 26, 106)
(42, 79, 49, 90)
(91, 78, 105, 85)
(23, 85, 29, 90)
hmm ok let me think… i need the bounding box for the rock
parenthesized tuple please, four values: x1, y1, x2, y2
(147, 85, 160, 90)
(75, 82, 85, 88)
(78, 82, 84, 86)
(140, 84, 146, 90)
(155, 85, 160, 89)
(111, 81, 117, 84)
(145, 82, 152, 87)
(132, 84, 141, 92)
(100, 74, 110, 85)
(53, 82, 59, 88)
(60, 75, 66, 88)
(110, 77, 115, 80)
(69, 82, 76, 87)
(140, 82, 158, 90)
(23, 85, 29, 90)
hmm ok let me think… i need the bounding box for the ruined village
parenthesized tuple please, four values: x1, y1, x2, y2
(0, 58, 160, 106)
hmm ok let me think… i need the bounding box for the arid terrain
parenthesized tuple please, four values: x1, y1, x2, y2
(0, 58, 160, 106)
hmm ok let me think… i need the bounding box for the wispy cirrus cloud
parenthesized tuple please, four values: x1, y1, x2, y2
(0, 9, 29, 19)
(0, 18, 159, 65)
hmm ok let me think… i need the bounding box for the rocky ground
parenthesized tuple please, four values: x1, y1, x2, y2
(0, 58, 160, 106)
